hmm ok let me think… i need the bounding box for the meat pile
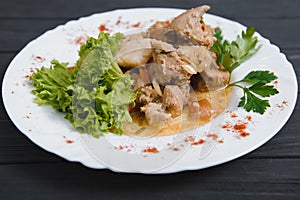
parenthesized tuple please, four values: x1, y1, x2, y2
(114, 5, 230, 126)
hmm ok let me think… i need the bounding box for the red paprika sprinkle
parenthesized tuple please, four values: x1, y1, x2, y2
(191, 139, 205, 146)
(246, 116, 252, 122)
(132, 22, 141, 28)
(240, 132, 250, 137)
(66, 140, 74, 144)
(143, 147, 159, 153)
(233, 123, 247, 131)
(206, 133, 218, 140)
(74, 35, 87, 45)
(172, 148, 180, 152)
(99, 24, 109, 32)
(230, 113, 238, 118)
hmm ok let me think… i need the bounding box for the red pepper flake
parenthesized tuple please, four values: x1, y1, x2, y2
(74, 35, 87, 45)
(206, 133, 218, 140)
(132, 22, 141, 28)
(99, 24, 109, 32)
(33, 55, 46, 63)
(172, 147, 180, 152)
(25, 115, 30, 119)
(218, 140, 224, 144)
(191, 139, 205, 146)
(233, 123, 250, 138)
(230, 113, 238, 118)
(240, 132, 250, 137)
(246, 116, 252, 122)
(184, 136, 195, 143)
(233, 123, 247, 131)
(142, 147, 159, 153)
(35, 56, 42, 60)
(115, 17, 122, 25)
(66, 140, 74, 144)
(29, 68, 34, 73)
(275, 100, 289, 110)
(116, 19, 121, 25)
(222, 121, 232, 129)
(25, 75, 30, 79)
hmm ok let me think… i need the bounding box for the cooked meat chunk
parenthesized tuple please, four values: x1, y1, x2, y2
(150, 40, 197, 82)
(148, 63, 188, 86)
(163, 84, 190, 117)
(114, 33, 152, 67)
(146, 29, 198, 48)
(168, 5, 216, 47)
(138, 85, 160, 104)
(149, 20, 171, 29)
(191, 68, 230, 91)
(177, 45, 212, 73)
(151, 39, 176, 53)
(140, 103, 171, 125)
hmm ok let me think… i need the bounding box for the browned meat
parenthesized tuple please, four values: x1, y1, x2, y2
(146, 28, 198, 48)
(163, 84, 190, 117)
(151, 39, 176, 53)
(138, 85, 160, 104)
(149, 20, 171, 29)
(191, 68, 230, 91)
(177, 45, 212, 73)
(147, 62, 188, 86)
(114, 33, 152, 67)
(150, 40, 198, 83)
(168, 5, 216, 47)
(140, 103, 171, 125)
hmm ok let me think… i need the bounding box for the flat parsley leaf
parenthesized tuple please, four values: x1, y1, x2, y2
(210, 26, 261, 73)
(238, 88, 270, 114)
(230, 26, 261, 63)
(230, 70, 279, 114)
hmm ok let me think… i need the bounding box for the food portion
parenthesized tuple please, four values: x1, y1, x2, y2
(116, 5, 231, 136)
(30, 5, 279, 137)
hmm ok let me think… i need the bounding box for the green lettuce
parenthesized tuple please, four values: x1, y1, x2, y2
(31, 32, 136, 137)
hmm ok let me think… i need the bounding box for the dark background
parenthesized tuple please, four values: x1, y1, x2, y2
(0, 0, 299, 199)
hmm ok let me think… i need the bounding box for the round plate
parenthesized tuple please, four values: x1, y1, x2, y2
(2, 8, 297, 174)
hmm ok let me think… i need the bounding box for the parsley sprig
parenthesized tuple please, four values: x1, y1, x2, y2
(229, 71, 279, 114)
(210, 26, 261, 73)
(210, 27, 279, 114)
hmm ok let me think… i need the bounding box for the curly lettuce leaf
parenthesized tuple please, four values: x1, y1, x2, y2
(31, 32, 136, 137)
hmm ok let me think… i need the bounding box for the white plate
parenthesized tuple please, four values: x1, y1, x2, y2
(2, 8, 297, 174)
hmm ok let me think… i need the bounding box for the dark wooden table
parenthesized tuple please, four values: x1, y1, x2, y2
(1, 0, 299, 199)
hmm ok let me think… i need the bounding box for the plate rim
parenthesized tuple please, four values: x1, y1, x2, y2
(2, 7, 298, 174)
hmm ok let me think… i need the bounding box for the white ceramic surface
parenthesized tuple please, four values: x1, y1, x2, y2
(2, 8, 297, 174)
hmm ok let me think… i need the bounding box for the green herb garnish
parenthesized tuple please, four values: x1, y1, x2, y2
(229, 71, 279, 114)
(210, 26, 261, 73)
(211, 27, 278, 114)
(31, 32, 137, 137)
